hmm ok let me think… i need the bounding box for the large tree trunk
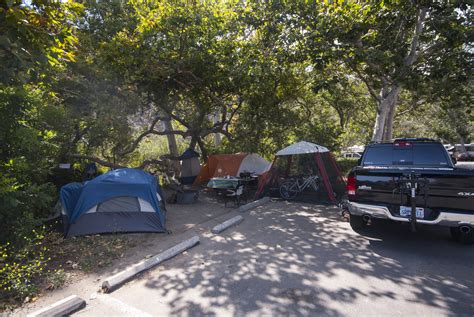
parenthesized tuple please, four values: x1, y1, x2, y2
(371, 7, 427, 142)
(163, 118, 180, 174)
(372, 85, 401, 142)
(458, 135, 467, 154)
(382, 98, 398, 141)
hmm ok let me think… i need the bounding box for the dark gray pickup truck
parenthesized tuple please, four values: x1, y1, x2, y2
(345, 138, 474, 244)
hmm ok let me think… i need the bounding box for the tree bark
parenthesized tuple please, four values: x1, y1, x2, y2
(382, 95, 398, 141)
(372, 84, 401, 142)
(458, 136, 467, 154)
(212, 112, 222, 146)
(189, 136, 198, 150)
(196, 137, 208, 161)
(163, 117, 180, 174)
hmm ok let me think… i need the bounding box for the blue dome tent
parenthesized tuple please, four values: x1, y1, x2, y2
(60, 168, 166, 237)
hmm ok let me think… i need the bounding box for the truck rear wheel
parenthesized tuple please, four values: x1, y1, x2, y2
(450, 227, 474, 245)
(349, 214, 365, 230)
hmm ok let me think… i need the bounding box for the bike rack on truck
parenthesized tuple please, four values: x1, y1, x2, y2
(395, 171, 430, 232)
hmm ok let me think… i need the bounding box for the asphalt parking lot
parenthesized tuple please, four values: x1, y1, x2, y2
(75, 201, 474, 317)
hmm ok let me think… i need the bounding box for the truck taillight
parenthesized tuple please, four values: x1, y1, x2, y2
(346, 176, 356, 197)
(394, 141, 412, 147)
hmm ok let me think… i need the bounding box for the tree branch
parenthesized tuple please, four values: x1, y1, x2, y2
(117, 115, 169, 156)
(66, 153, 125, 169)
(227, 97, 243, 127)
(396, 98, 424, 117)
(150, 129, 188, 137)
(352, 66, 381, 102)
(138, 158, 168, 169)
(404, 6, 428, 67)
(67, 153, 170, 170)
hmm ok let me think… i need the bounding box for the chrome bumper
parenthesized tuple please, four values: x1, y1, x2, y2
(346, 202, 474, 227)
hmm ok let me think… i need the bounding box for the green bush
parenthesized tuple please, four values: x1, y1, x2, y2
(0, 227, 51, 303)
(0, 180, 56, 246)
(336, 158, 359, 176)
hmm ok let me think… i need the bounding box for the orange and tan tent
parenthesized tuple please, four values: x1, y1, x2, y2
(194, 153, 271, 185)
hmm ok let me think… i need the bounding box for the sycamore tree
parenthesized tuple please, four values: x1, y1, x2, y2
(296, 1, 471, 142)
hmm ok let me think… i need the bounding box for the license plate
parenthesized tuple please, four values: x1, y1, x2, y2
(400, 206, 424, 218)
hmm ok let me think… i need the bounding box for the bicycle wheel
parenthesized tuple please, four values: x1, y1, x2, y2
(280, 181, 299, 199)
(310, 179, 319, 192)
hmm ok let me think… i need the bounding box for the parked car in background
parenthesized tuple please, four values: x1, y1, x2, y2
(341, 152, 362, 159)
(344, 138, 474, 244)
(446, 144, 474, 162)
(454, 150, 474, 162)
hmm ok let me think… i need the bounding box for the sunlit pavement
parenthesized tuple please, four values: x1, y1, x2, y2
(75, 201, 474, 316)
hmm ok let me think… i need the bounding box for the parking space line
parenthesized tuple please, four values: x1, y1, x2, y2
(96, 294, 153, 317)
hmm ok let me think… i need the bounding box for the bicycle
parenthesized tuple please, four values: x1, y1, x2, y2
(279, 175, 320, 200)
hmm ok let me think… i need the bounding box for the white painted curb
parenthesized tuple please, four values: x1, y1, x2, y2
(102, 235, 200, 292)
(238, 196, 270, 212)
(212, 215, 244, 234)
(27, 295, 85, 317)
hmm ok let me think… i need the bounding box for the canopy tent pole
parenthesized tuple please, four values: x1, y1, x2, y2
(314, 152, 336, 203)
(328, 152, 345, 184)
(255, 157, 277, 199)
(284, 156, 292, 178)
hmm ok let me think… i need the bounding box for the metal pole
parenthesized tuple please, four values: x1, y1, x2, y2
(410, 172, 417, 232)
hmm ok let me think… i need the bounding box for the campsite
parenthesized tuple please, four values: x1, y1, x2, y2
(1, 1, 473, 317)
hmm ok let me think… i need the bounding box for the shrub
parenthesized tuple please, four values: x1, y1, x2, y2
(336, 158, 359, 176)
(0, 180, 56, 246)
(0, 227, 51, 303)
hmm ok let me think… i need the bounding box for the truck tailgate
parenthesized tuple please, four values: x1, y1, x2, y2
(353, 167, 474, 213)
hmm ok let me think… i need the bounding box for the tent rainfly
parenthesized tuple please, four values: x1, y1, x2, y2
(60, 168, 166, 237)
(193, 153, 271, 185)
(256, 141, 345, 204)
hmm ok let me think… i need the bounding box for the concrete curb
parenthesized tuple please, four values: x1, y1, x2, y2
(238, 196, 270, 212)
(27, 295, 85, 317)
(211, 215, 244, 234)
(102, 235, 200, 293)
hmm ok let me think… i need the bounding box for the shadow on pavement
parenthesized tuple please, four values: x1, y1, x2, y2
(123, 201, 473, 316)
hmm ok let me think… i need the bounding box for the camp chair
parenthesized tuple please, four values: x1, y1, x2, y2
(224, 184, 245, 207)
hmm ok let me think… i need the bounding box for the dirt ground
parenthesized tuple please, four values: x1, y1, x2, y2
(6, 191, 236, 316)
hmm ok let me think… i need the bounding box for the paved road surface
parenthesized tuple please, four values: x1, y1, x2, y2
(76, 201, 474, 316)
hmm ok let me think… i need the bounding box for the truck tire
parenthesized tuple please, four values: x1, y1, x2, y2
(349, 214, 365, 230)
(450, 227, 474, 245)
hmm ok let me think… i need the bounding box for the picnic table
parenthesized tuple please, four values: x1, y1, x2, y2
(206, 177, 240, 190)
(206, 176, 259, 202)
(206, 176, 259, 189)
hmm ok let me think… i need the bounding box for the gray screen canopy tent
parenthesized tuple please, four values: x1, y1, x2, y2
(256, 141, 346, 204)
